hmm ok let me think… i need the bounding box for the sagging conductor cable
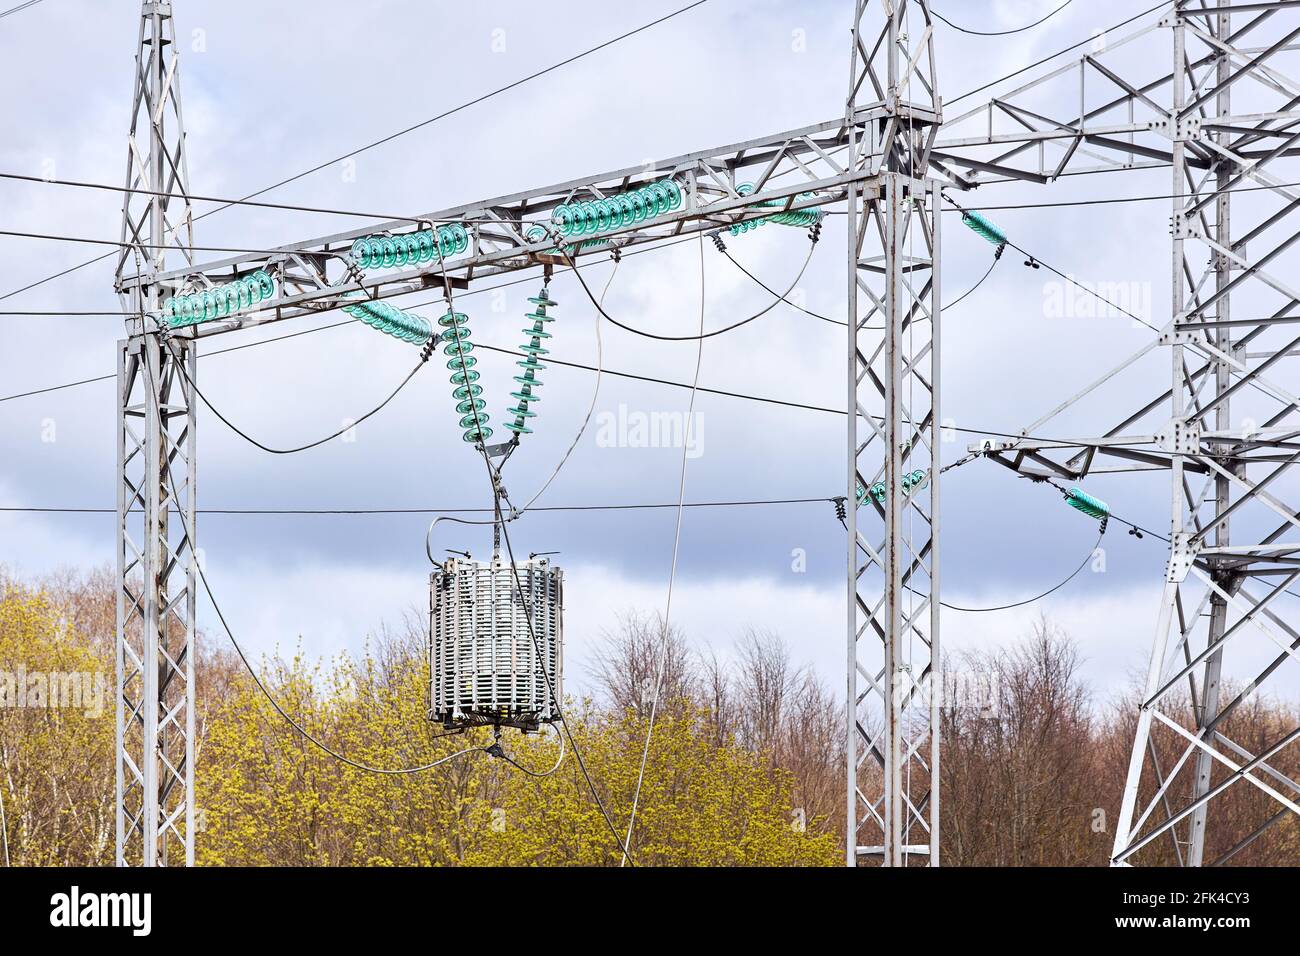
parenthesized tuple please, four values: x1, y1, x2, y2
(158, 262, 436, 455)
(134, 305, 483, 777)
(716, 235, 1002, 327)
(554, 220, 819, 342)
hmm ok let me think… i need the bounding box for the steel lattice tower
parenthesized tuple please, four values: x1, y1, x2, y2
(931, 1, 1300, 865)
(113, 0, 197, 867)
(844, 0, 943, 866)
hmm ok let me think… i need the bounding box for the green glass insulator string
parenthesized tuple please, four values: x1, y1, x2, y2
(960, 210, 1008, 251)
(550, 178, 682, 240)
(504, 287, 557, 437)
(165, 269, 276, 328)
(439, 310, 492, 443)
(350, 224, 470, 270)
(728, 183, 824, 236)
(341, 294, 433, 344)
(1065, 487, 1109, 520)
(858, 469, 930, 506)
(1065, 487, 1110, 532)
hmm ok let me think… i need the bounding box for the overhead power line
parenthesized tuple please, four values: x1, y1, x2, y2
(933, 0, 1073, 37)
(949, 0, 1170, 105)
(949, 179, 1300, 214)
(0, 0, 43, 19)
(0, 497, 836, 517)
(0, 171, 460, 225)
(0, 0, 710, 304)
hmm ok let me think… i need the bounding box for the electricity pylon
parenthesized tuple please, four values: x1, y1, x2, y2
(112, 0, 1300, 867)
(936, 2, 1300, 865)
(843, 0, 943, 866)
(113, 0, 197, 867)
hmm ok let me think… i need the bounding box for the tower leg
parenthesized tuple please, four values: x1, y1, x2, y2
(115, 0, 196, 868)
(846, 0, 942, 867)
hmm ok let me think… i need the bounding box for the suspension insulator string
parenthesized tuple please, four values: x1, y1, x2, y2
(1065, 486, 1110, 533)
(439, 308, 492, 444)
(341, 294, 433, 344)
(505, 286, 556, 438)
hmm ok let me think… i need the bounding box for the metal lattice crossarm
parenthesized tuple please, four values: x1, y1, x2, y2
(932, 4, 1300, 188)
(118, 116, 884, 339)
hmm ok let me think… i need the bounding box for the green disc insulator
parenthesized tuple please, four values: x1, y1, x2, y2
(553, 205, 576, 235)
(961, 211, 1008, 248)
(1066, 488, 1110, 520)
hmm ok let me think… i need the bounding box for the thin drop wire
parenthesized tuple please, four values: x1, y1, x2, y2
(494, 497, 638, 864)
(0, 778, 9, 866)
(621, 234, 707, 866)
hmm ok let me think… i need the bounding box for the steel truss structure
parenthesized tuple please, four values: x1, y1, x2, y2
(844, 0, 943, 867)
(113, 1, 197, 867)
(935, 2, 1300, 865)
(110, 0, 1300, 866)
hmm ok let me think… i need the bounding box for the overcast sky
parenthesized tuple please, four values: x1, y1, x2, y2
(2, 0, 1297, 704)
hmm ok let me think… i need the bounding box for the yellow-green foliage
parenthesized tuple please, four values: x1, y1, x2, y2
(0, 581, 115, 865)
(0, 573, 837, 868)
(197, 648, 838, 867)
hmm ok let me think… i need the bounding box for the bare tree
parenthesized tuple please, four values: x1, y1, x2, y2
(941, 619, 1099, 866)
(588, 611, 695, 716)
(734, 628, 798, 754)
(696, 646, 735, 747)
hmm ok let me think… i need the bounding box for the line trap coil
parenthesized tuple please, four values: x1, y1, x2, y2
(428, 555, 563, 732)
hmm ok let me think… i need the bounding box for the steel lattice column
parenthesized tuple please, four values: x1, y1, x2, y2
(845, 0, 943, 867)
(1113, 1, 1300, 866)
(114, 0, 197, 868)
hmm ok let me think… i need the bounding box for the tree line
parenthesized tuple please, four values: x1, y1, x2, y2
(0, 568, 1295, 865)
